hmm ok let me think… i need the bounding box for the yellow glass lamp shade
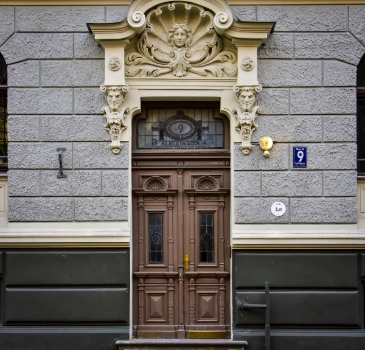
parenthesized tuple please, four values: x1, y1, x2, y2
(259, 136, 273, 157)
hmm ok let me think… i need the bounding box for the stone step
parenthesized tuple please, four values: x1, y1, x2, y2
(116, 339, 248, 350)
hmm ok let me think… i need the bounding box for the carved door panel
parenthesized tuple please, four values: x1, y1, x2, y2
(132, 167, 230, 339)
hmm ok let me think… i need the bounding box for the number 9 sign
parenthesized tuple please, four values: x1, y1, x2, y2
(293, 147, 307, 168)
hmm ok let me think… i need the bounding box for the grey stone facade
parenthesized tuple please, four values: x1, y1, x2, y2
(0, 4, 363, 224)
(233, 4, 362, 225)
(1, 6, 129, 221)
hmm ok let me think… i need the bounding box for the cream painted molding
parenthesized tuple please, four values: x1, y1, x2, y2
(232, 233, 365, 249)
(3, 1, 365, 5)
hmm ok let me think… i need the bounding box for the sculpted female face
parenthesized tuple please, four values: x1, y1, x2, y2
(169, 24, 191, 48)
(173, 27, 187, 47)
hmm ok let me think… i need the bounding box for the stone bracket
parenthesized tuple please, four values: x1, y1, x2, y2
(101, 85, 130, 154)
(232, 85, 262, 155)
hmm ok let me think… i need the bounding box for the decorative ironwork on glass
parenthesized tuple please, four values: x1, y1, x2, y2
(200, 213, 214, 263)
(138, 108, 224, 149)
(149, 213, 163, 264)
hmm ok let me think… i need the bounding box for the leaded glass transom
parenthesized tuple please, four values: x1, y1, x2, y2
(138, 108, 224, 149)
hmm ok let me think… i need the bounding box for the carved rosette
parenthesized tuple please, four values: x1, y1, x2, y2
(101, 85, 130, 154)
(232, 85, 262, 155)
(125, 2, 237, 78)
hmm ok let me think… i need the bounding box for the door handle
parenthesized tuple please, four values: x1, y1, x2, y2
(184, 254, 189, 270)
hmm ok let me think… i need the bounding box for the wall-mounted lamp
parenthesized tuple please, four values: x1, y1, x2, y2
(259, 136, 273, 157)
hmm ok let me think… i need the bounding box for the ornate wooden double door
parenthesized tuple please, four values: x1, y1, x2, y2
(132, 165, 230, 339)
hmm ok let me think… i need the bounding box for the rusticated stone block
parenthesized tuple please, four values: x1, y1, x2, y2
(258, 5, 347, 31)
(0, 33, 73, 64)
(41, 115, 109, 141)
(74, 88, 105, 115)
(262, 171, 322, 197)
(256, 88, 289, 115)
(41, 170, 102, 196)
(8, 88, 73, 115)
(258, 33, 294, 59)
(0, 6, 14, 46)
(234, 172, 261, 197)
(290, 88, 356, 115)
(8, 170, 40, 197)
(8, 115, 40, 141)
(16, 6, 104, 32)
(42, 60, 104, 87)
(289, 143, 356, 170)
(235, 197, 289, 223)
(8, 142, 72, 169)
(102, 170, 128, 196)
(74, 34, 105, 59)
(7, 60, 39, 87)
(73, 142, 128, 169)
(291, 197, 357, 223)
(252, 115, 322, 143)
(349, 5, 365, 46)
(323, 115, 356, 142)
(295, 33, 365, 66)
(9, 197, 73, 221)
(231, 6, 257, 21)
(75, 197, 128, 221)
(106, 6, 129, 22)
(323, 61, 356, 87)
(234, 143, 288, 171)
(323, 171, 357, 197)
(258, 60, 322, 87)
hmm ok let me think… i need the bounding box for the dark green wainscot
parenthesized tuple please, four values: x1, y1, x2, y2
(232, 250, 365, 350)
(0, 249, 130, 350)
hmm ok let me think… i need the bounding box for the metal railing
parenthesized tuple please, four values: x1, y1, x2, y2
(239, 282, 270, 350)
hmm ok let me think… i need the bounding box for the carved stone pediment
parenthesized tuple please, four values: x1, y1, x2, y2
(125, 2, 237, 78)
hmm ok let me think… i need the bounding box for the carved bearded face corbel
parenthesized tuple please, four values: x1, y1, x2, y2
(236, 87, 258, 112)
(105, 87, 126, 112)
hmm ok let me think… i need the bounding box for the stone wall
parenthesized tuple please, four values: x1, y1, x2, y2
(0, 6, 129, 221)
(233, 5, 365, 224)
(0, 5, 364, 223)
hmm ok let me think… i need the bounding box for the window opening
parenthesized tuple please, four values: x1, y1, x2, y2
(149, 213, 163, 264)
(0, 53, 7, 170)
(200, 213, 214, 263)
(138, 108, 224, 149)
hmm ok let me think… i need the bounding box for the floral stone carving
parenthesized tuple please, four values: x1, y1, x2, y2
(241, 57, 254, 71)
(101, 85, 130, 154)
(125, 2, 237, 78)
(232, 85, 262, 155)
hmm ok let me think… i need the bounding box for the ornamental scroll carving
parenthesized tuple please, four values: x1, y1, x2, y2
(125, 2, 237, 78)
(101, 85, 130, 154)
(233, 85, 262, 155)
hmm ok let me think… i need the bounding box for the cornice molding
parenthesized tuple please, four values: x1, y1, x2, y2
(2, 0, 365, 5)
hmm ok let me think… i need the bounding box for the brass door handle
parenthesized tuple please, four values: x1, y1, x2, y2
(184, 254, 189, 270)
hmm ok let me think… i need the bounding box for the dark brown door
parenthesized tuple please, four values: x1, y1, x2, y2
(132, 102, 230, 339)
(132, 166, 230, 339)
